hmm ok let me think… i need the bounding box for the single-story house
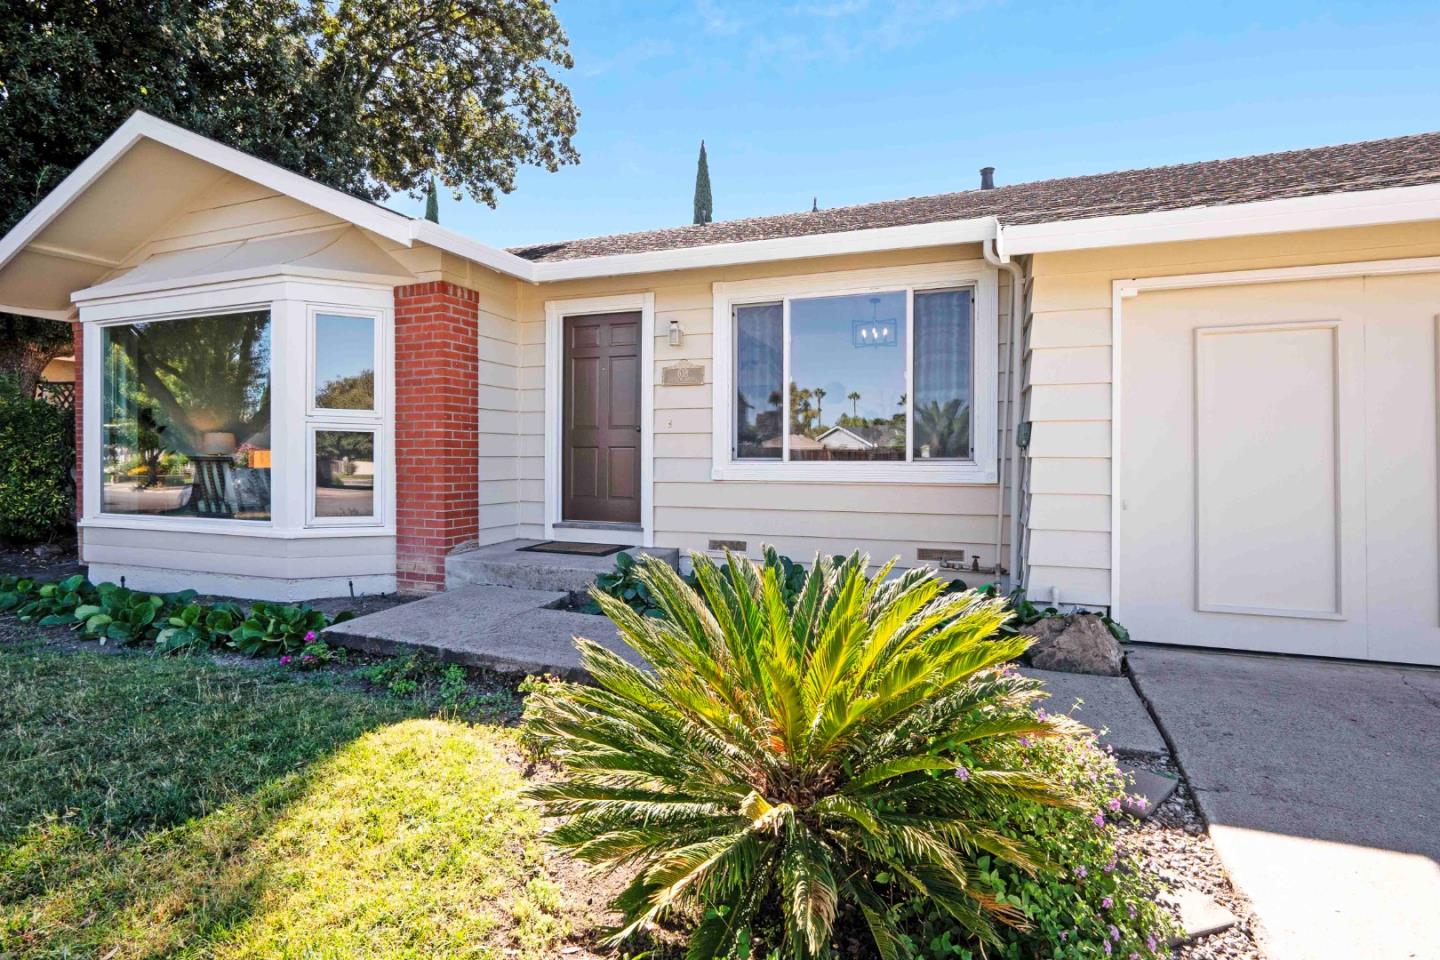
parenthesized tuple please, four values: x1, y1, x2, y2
(2, 112, 1439, 666)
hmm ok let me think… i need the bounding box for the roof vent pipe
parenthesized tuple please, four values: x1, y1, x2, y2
(980, 166, 995, 190)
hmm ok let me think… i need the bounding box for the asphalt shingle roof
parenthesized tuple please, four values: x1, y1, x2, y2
(509, 131, 1440, 263)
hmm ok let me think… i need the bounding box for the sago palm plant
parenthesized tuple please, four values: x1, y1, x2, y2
(524, 550, 1085, 959)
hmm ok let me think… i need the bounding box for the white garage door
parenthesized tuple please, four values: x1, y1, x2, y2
(1119, 272, 1440, 665)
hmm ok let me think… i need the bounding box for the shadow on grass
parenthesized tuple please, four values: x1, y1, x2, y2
(0, 644, 567, 959)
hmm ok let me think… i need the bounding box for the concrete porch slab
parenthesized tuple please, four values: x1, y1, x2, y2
(1021, 665, 1169, 758)
(322, 583, 637, 681)
(446, 539, 680, 594)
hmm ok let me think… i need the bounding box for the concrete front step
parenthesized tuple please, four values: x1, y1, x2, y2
(322, 583, 639, 680)
(446, 538, 680, 594)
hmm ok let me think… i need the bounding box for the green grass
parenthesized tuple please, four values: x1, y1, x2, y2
(0, 640, 571, 959)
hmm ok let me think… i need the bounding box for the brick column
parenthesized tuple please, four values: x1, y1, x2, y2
(72, 321, 84, 531)
(393, 281, 480, 592)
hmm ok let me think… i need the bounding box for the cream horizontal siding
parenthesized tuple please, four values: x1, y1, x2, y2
(515, 244, 1010, 570)
(476, 276, 525, 545)
(1021, 218, 1440, 609)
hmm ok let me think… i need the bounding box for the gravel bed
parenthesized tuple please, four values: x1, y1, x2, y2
(1118, 753, 1266, 960)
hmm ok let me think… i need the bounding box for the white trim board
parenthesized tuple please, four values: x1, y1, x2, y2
(710, 260, 999, 484)
(543, 292, 655, 548)
(1108, 254, 1440, 617)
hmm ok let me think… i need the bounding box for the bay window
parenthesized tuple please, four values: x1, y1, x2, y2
(714, 262, 997, 482)
(89, 283, 392, 532)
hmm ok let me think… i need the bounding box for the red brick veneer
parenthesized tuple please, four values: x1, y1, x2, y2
(392, 281, 480, 592)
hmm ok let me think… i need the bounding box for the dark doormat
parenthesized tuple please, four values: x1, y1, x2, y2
(518, 540, 627, 557)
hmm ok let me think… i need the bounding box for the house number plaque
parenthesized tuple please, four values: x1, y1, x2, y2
(661, 361, 706, 386)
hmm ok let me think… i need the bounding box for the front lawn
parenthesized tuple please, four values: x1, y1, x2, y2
(0, 640, 572, 959)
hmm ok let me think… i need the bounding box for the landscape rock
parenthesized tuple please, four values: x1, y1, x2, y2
(1022, 614, 1123, 676)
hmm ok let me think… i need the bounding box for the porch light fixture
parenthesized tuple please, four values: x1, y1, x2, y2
(668, 318, 683, 347)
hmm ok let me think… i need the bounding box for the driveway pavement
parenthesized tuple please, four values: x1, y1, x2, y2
(1127, 646, 1440, 960)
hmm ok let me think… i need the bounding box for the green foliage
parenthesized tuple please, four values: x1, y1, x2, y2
(693, 139, 713, 225)
(524, 550, 1119, 959)
(280, 638, 348, 670)
(0, 572, 352, 657)
(425, 175, 441, 222)
(895, 732, 1178, 959)
(0, 0, 579, 230)
(588, 550, 665, 616)
(0, 376, 74, 541)
(228, 602, 337, 657)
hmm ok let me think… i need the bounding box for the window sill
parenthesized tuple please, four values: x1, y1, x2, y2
(709, 461, 998, 485)
(81, 516, 395, 539)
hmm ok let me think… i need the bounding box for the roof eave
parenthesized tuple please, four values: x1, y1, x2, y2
(1004, 181, 1440, 254)
(528, 217, 1001, 281)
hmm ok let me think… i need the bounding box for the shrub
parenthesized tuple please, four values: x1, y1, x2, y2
(0, 573, 353, 657)
(0, 377, 74, 541)
(524, 551, 1124, 959)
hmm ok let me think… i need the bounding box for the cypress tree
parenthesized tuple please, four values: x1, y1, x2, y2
(693, 140, 713, 225)
(425, 176, 440, 223)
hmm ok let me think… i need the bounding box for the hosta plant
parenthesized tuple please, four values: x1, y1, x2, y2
(524, 551, 1092, 959)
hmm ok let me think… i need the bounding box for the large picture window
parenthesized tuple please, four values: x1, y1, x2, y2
(732, 287, 974, 463)
(101, 310, 272, 520)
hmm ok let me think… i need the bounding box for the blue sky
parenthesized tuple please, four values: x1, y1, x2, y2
(395, 0, 1440, 249)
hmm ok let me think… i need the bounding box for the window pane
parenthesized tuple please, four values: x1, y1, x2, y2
(734, 302, 783, 459)
(789, 291, 906, 462)
(101, 311, 271, 520)
(315, 313, 375, 409)
(315, 431, 376, 518)
(912, 288, 973, 460)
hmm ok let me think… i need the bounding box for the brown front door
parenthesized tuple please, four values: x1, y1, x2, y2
(563, 311, 642, 524)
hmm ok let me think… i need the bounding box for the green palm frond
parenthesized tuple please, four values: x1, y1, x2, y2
(523, 548, 1083, 959)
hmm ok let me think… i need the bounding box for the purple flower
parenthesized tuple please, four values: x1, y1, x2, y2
(302, 654, 315, 663)
(1059, 930, 1068, 942)
(1107, 797, 1122, 812)
(1093, 812, 1107, 827)
(1073, 865, 1088, 879)
(1101, 896, 1113, 909)
(1146, 935, 1157, 951)
(1104, 857, 1117, 873)
(279, 655, 292, 665)
(1131, 954, 1141, 960)
(304, 630, 317, 642)
(1018, 736, 1033, 747)
(1127, 904, 1136, 919)
(1036, 708, 1048, 720)
(1103, 942, 1112, 955)
(954, 765, 970, 781)
(1110, 925, 1121, 941)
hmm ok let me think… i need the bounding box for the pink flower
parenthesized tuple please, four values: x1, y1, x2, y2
(954, 765, 970, 781)
(1107, 797, 1122, 812)
(1104, 857, 1118, 873)
(1110, 924, 1121, 941)
(304, 630, 317, 643)
(1104, 942, 1112, 955)
(1101, 896, 1113, 909)
(1093, 812, 1107, 827)
(1074, 865, 1088, 879)
(279, 655, 292, 665)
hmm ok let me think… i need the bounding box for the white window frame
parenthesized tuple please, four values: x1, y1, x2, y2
(711, 260, 999, 484)
(306, 422, 383, 527)
(307, 305, 383, 418)
(77, 275, 395, 539)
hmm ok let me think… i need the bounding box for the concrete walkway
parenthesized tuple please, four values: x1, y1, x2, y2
(1128, 646, 1440, 960)
(1022, 665, 1168, 757)
(323, 584, 634, 681)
